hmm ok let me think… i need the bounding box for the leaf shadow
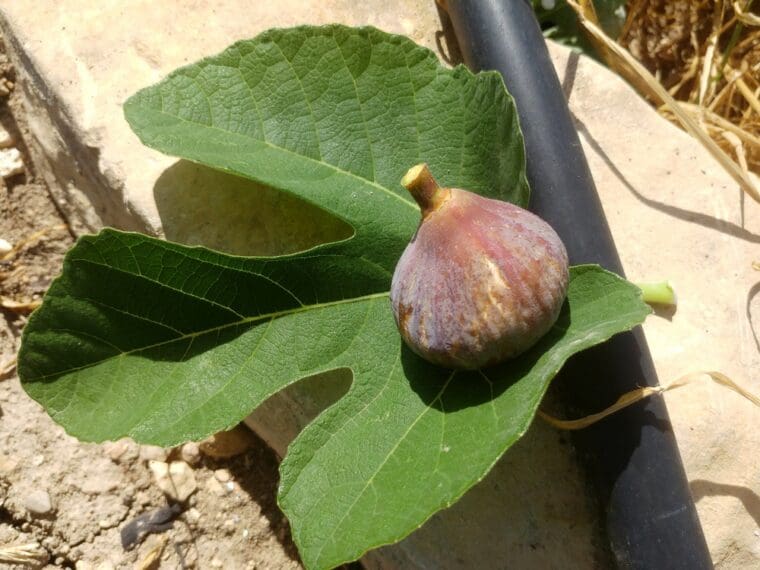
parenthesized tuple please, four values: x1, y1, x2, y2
(153, 160, 352, 257)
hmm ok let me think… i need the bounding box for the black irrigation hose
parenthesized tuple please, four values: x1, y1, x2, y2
(444, 1, 712, 568)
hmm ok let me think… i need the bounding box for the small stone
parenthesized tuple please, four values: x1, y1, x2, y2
(225, 482, 235, 493)
(0, 238, 12, 255)
(213, 468, 231, 483)
(103, 438, 137, 461)
(0, 124, 13, 148)
(32, 454, 45, 466)
(199, 425, 255, 458)
(180, 442, 201, 465)
(211, 559, 223, 568)
(0, 147, 23, 178)
(139, 445, 168, 462)
(149, 460, 197, 502)
(24, 489, 53, 516)
(185, 507, 201, 525)
(204, 475, 226, 497)
(0, 453, 19, 473)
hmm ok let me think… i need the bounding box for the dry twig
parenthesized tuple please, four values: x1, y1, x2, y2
(541, 371, 759, 430)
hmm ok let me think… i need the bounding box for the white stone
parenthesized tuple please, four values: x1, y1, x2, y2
(0, 238, 11, 255)
(0, 147, 23, 178)
(139, 445, 168, 462)
(0, 124, 13, 148)
(180, 441, 201, 465)
(203, 475, 226, 498)
(148, 460, 197, 502)
(213, 468, 231, 483)
(23, 489, 53, 515)
(185, 507, 201, 525)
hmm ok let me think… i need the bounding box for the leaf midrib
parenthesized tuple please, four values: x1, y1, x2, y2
(27, 290, 389, 383)
(310, 370, 456, 567)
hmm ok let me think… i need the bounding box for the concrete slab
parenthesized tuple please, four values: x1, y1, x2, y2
(1, 1, 758, 568)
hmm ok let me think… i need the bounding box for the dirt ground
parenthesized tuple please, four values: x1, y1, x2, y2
(0, 38, 327, 570)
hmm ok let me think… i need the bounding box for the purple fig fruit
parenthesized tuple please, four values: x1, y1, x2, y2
(390, 164, 569, 370)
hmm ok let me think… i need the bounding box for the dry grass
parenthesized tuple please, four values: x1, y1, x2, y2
(568, 0, 760, 201)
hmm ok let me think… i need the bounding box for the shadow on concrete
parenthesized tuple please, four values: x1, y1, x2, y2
(747, 280, 760, 355)
(434, 2, 464, 66)
(223, 427, 304, 564)
(690, 479, 760, 528)
(573, 118, 760, 245)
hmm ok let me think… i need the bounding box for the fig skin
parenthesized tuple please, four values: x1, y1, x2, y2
(390, 164, 569, 370)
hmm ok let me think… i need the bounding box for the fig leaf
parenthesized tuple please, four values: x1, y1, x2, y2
(19, 26, 649, 570)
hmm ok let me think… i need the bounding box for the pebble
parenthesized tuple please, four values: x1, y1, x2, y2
(0, 124, 13, 148)
(211, 559, 224, 568)
(204, 475, 226, 497)
(139, 445, 168, 462)
(149, 460, 197, 502)
(214, 468, 231, 483)
(199, 425, 255, 458)
(180, 441, 201, 465)
(103, 438, 138, 462)
(0, 238, 11, 255)
(185, 507, 201, 525)
(0, 147, 23, 178)
(24, 489, 53, 516)
(0, 453, 19, 474)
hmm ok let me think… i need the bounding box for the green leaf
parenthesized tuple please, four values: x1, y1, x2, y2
(123, 24, 529, 278)
(19, 25, 650, 569)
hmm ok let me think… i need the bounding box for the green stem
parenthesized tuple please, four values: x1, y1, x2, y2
(636, 281, 677, 306)
(717, 0, 754, 79)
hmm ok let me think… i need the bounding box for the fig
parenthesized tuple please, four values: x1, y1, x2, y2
(390, 164, 569, 370)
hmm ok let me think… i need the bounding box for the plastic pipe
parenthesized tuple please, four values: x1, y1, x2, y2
(444, 1, 712, 568)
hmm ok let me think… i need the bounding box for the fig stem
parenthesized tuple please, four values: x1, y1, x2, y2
(401, 163, 450, 218)
(636, 281, 677, 306)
